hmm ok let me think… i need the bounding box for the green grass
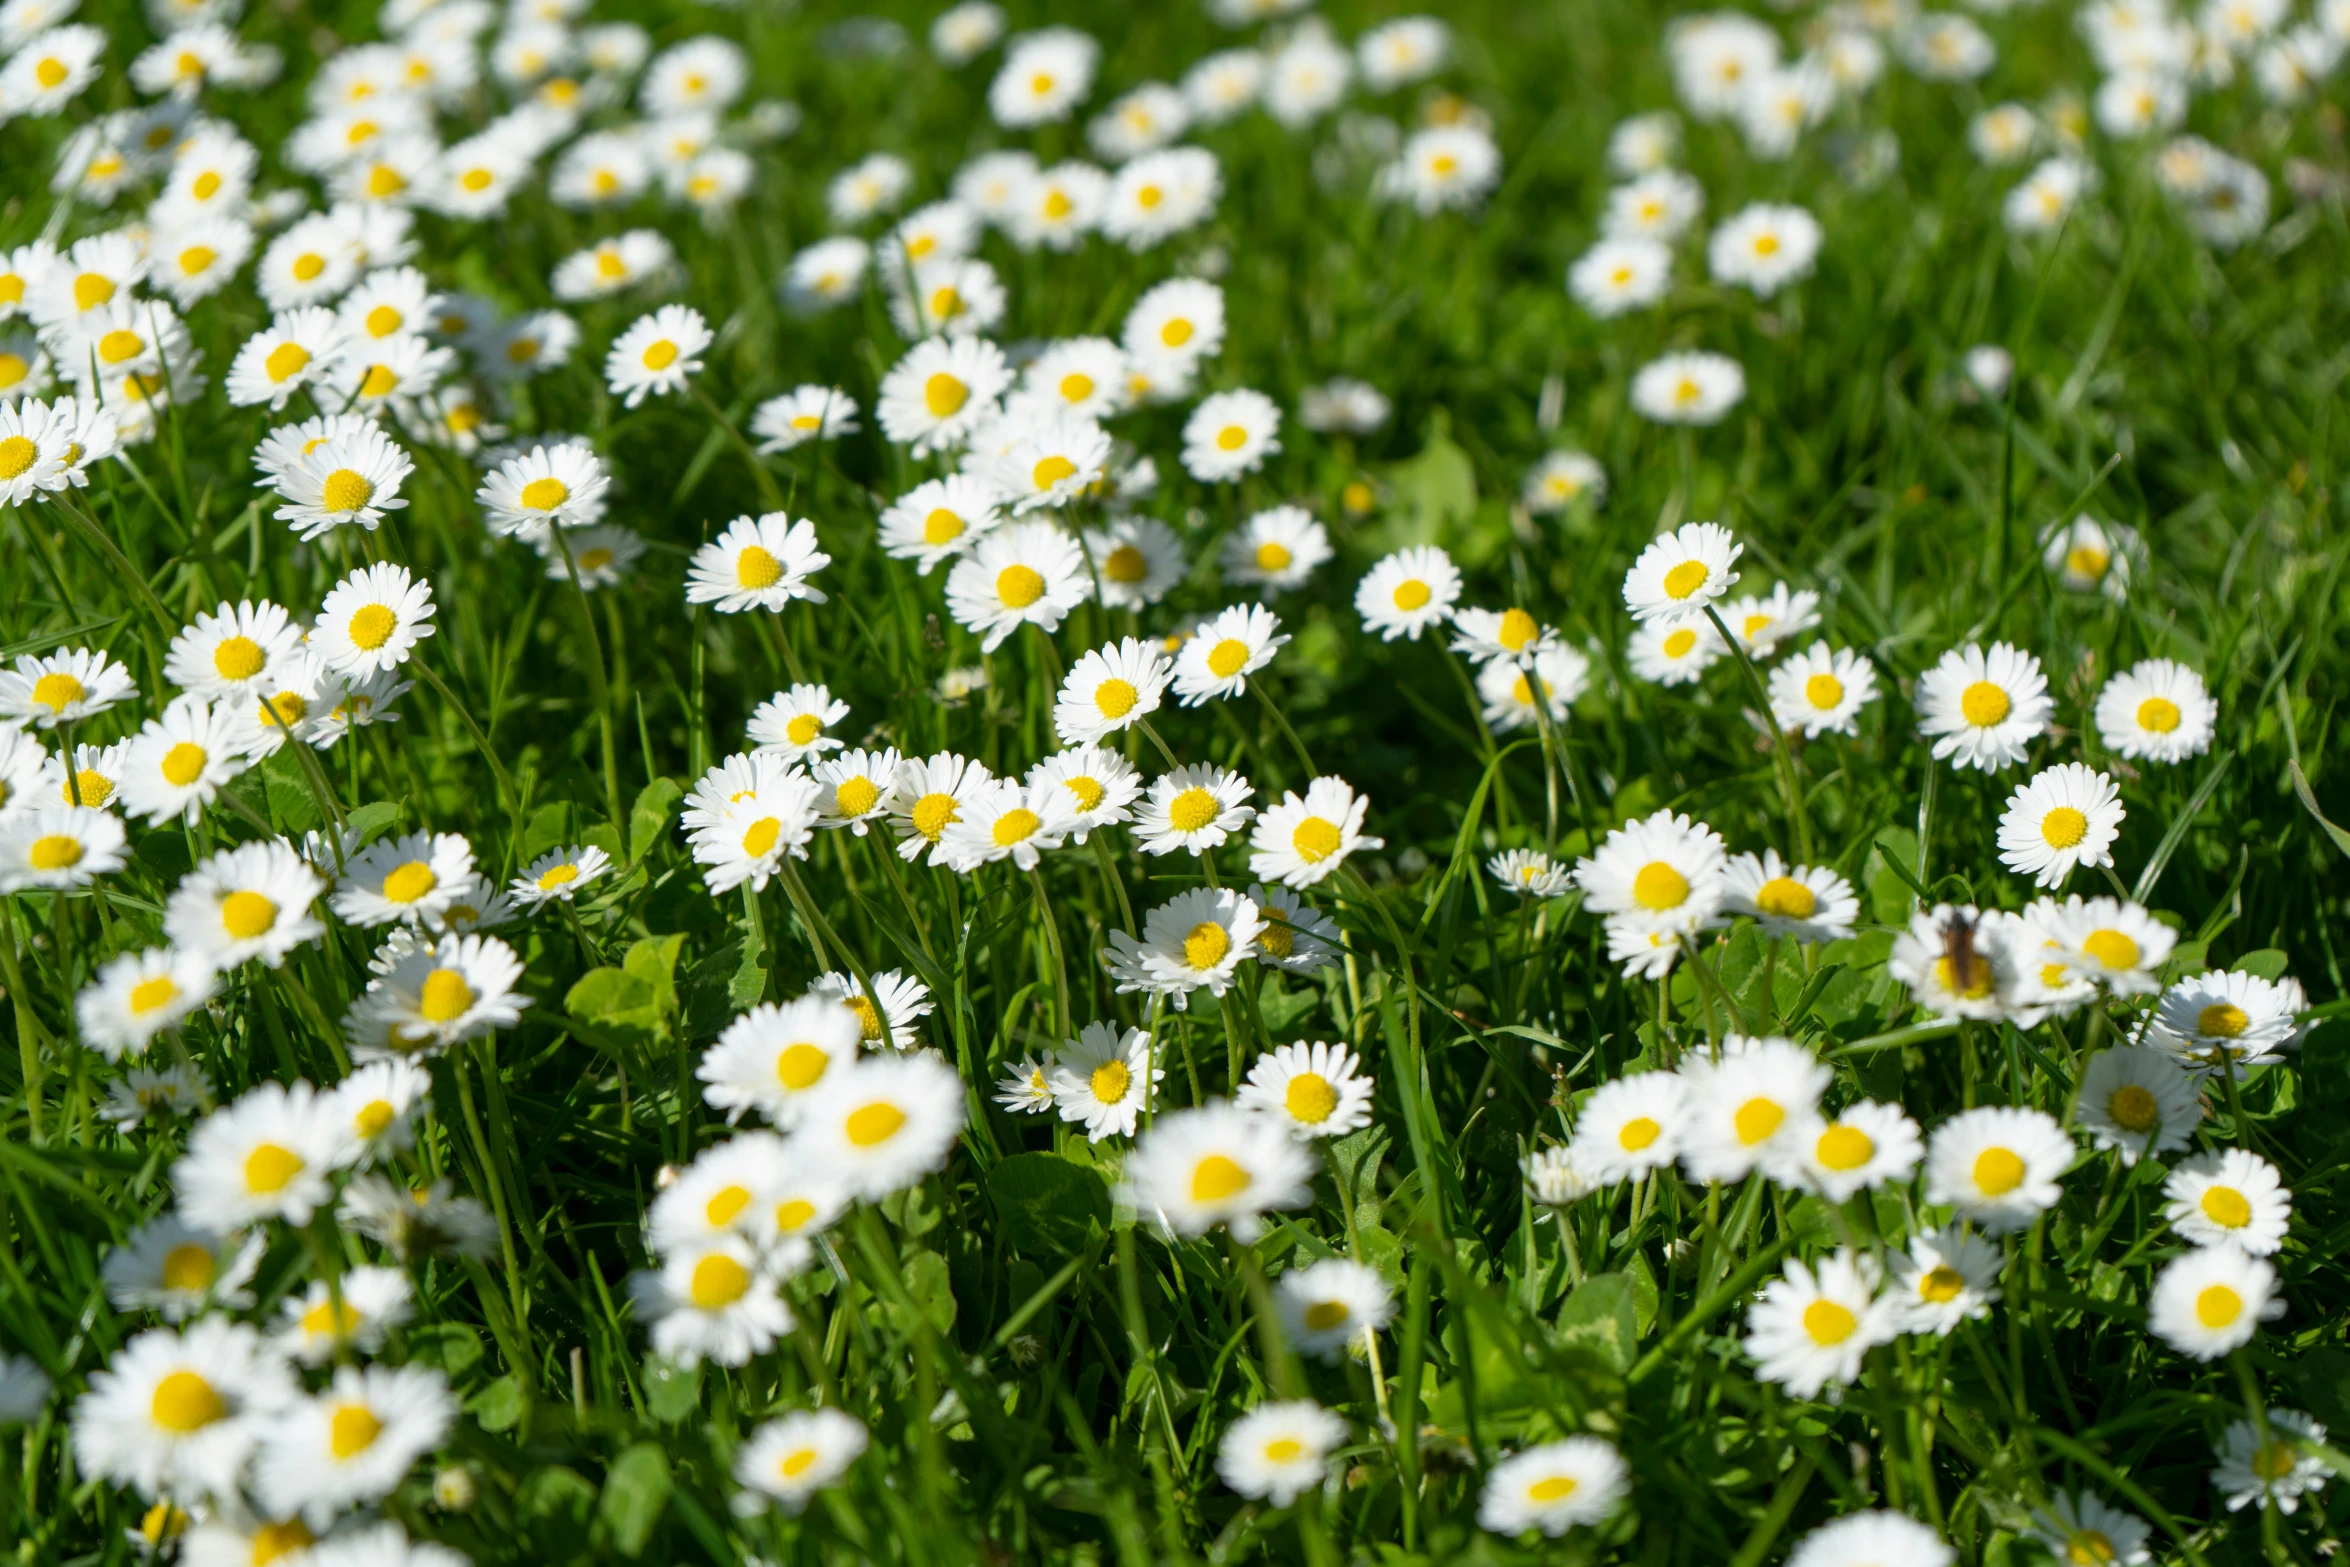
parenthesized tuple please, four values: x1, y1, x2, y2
(3, 0, 2350, 1562)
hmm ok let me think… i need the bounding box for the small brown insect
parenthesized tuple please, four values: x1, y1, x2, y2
(1940, 909, 1985, 998)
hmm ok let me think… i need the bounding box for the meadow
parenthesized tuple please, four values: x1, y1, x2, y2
(0, 0, 2346, 1562)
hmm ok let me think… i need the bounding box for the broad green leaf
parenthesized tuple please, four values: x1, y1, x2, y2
(597, 1442, 672, 1558)
(630, 776, 684, 863)
(1556, 1271, 1638, 1373)
(987, 1152, 1110, 1258)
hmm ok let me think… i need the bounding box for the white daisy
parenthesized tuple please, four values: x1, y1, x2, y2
(685, 514, 831, 614)
(1923, 1105, 2073, 1233)
(1915, 641, 2053, 771)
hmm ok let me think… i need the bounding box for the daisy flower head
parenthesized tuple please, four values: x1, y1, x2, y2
(2149, 1246, 2279, 1359)
(332, 832, 476, 929)
(1787, 1513, 1953, 1567)
(1103, 145, 1222, 246)
(1768, 641, 1877, 736)
(799, 747, 897, 840)
(1568, 1071, 1688, 1185)
(996, 1053, 1057, 1115)
(825, 153, 912, 227)
(1248, 775, 1381, 888)
(1360, 16, 1450, 89)
(1631, 350, 1745, 425)
(165, 599, 303, 703)
(1624, 521, 1741, 622)
(734, 1409, 868, 1516)
(1355, 544, 1462, 641)
(1105, 886, 1264, 1008)
(1629, 614, 1724, 686)
(1707, 202, 1823, 297)
(1489, 847, 1572, 898)
(1135, 763, 1256, 857)
(1744, 1249, 1898, 1399)
(2041, 894, 2174, 996)
(689, 770, 822, 895)
(1678, 1034, 1830, 1183)
(1477, 1437, 1629, 1538)
(1569, 236, 1672, 318)
(1236, 1040, 1374, 1138)
(1525, 1144, 1601, 1205)
(511, 844, 609, 907)
(1276, 1258, 1393, 1360)
(2005, 155, 2095, 234)
(1298, 377, 1390, 435)
(888, 255, 1007, 339)
(1668, 12, 1779, 117)
(794, 1052, 968, 1201)
(1574, 808, 1727, 935)
(940, 774, 1076, 871)
(68, 1318, 294, 1502)
(1263, 24, 1353, 125)
(1174, 604, 1288, 706)
(1123, 277, 1226, 371)
(165, 838, 327, 970)
(878, 336, 1013, 456)
(747, 684, 850, 768)
(0, 725, 43, 816)
(1182, 388, 1281, 483)
(687, 514, 831, 615)
(102, 1062, 211, 1132)
(102, 1215, 261, 1323)
(1248, 882, 1342, 975)
(1923, 1104, 2073, 1233)
(1997, 763, 2124, 889)
(2086, 1047, 2190, 1160)
(119, 697, 254, 827)
(1028, 746, 1143, 842)
(885, 750, 992, 866)
(879, 473, 1002, 574)
(809, 968, 935, 1051)
(313, 562, 434, 677)
(1889, 1228, 2003, 1335)
(0, 650, 119, 742)
(1055, 636, 1170, 746)
(1018, 335, 1130, 423)
(1524, 450, 1606, 515)
(268, 422, 414, 542)
(2213, 1408, 2328, 1514)
(476, 440, 609, 538)
(226, 307, 347, 410)
(648, 1133, 789, 1255)
(1887, 904, 2021, 1021)
(989, 25, 1099, 127)
(334, 1058, 432, 1166)
(944, 520, 1090, 650)
(251, 1363, 455, 1531)
(1721, 850, 1858, 943)
(344, 933, 527, 1062)
(1081, 515, 1187, 609)
(2040, 515, 2143, 598)
(1915, 641, 2052, 771)
(2166, 1148, 2292, 1254)
(2150, 967, 2300, 1072)
(631, 1236, 792, 1368)
(1450, 605, 1555, 666)
(1715, 584, 1820, 659)
(1123, 1099, 1313, 1240)
(175, 1079, 346, 1231)
(605, 303, 709, 408)
(1049, 1021, 1160, 1141)
(275, 1265, 414, 1365)
(1478, 644, 1592, 731)
(750, 385, 858, 454)
(780, 236, 870, 315)
(697, 995, 864, 1128)
(1774, 1100, 1923, 1202)
(1217, 1400, 1345, 1506)
(75, 947, 218, 1060)
(984, 410, 1111, 513)
(2095, 658, 2215, 763)
(1381, 124, 1501, 213)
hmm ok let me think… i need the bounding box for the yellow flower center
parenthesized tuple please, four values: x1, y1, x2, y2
(354, 1099, 395, 1137)
(1393, 579, 1431, 612)
(1090, 1058, 1131, 1104)
(357, 364, 399, 399)
(148, 1370, 225, 1433)
(322, 470, 376, 513)
(1190, 1153, 1250, 1201)
(2201, 1186, 2253, 1229)
(776, 1042, 830, 1090)
(0, 354, 24, 389)
(265, 342, 311, 382)
(741, 817, 783, 858)
(2066, 545, 2110, 580)
(1661, 560, 1709, 600)
(1032, 454, 1078, 490)
(2080, 929, 2140, 972)
(922, 507, 964, 544)
(0, 436, 42, 480)
(2108, 1084, 2159, 1132)
(912, 793, 959, 840)
(520, 476, 568, 511)
(302, 1299, 361, 1337)
(1094, 677, 1139, 718)
(1168, 787, 1221, 832)
(642, 340, 679, 371)
(1972, 1147, 2026, 1196)
(2039, 807, 2088, 849)
(1527, 1475, 1579, 1502)
(160, 1243, 214, 1292)
(243, 1143, 304, 1194)
(213, 636, 266, 681)
(1960, 681, 2011, 727)
(1618, 1116, 1660, 1151)
(736, 545, 784, 589)
(1754, 876, 1817, 919)
(1064, 776, 1105, 812)
(2137, 697, 2181, 733)
(2195, 1284, 2242, 1328)
(1161, 318, 1194, 348)
(845, 1100, 907, 1147)
(2199, 1002, 2250, 1038)
(928, 287, 964, 320)
(2067, 1530, 2116, 1567)
(98, 329, 144, 364)
(835, 776, 880, 817)
(1255, 541, 1293, 571)
(382, 861, 438, 903)
(1207, 638, 1252, 678)
(1815, 1124, 1875, 1171)
(1059, 372, 1095, 403)
(27, 835, 81, 870)
(1631, 862, 1687, 910)
(1802, 1299, 1858, 1345)
(705, 1184, 752, 1227)
(1292, 817, 1342, 862)
(997, 564, 1046, 608)
(690, 1253, 750, 1309)
(291, 254, 327, 283)
(775, 1197, 818, 1233)
(418, 968, 475, 1022)
(1284, 1072, 1339, 1123)
(160, 742, 209, 786)
(1183, 920, 1231, 970)
(1733, 1097, 1784, 1146)
(1302, 1299, 1349, 1331)
(785, 713, 823, 746)
(781, 1447, 819, 1478)
(1918, 1265, 1966, 1303)
(992, 808, 1041, 846)
(73, 271, 113, 308)
(365, 304, 404, 337)
(219, 890, 277, 938)
(1042, 190, 1074, 219)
